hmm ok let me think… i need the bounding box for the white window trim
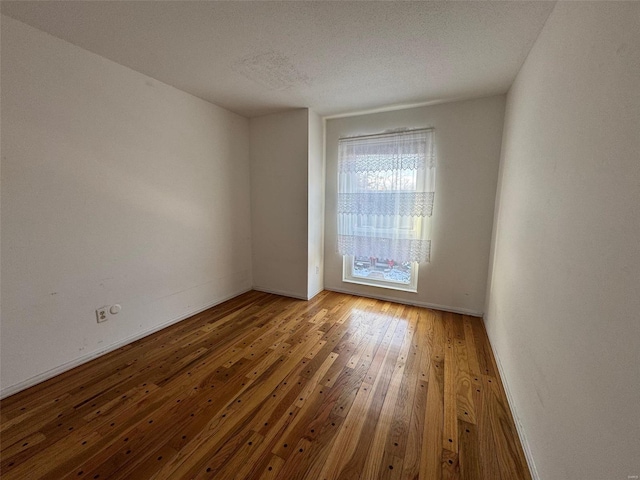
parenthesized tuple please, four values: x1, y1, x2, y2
(342, 255, 419, 293)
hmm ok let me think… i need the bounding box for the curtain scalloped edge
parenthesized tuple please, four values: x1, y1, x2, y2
(337, 192, 434, 217)
(337, 235, 431, 264)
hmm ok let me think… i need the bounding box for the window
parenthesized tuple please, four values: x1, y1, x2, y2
(344, 255, 420, 292)
(337, 129, 435, 292)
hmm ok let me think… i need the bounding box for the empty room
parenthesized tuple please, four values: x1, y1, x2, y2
(1, 1, 638, 479)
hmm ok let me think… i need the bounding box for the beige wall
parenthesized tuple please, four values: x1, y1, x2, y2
(250, 109, 309, 299)
(324, 96, 506, 315)
(485, 3, 640, 479)
(0, 16, 252, 396)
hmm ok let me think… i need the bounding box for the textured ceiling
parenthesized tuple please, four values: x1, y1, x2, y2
(1, 1, 555, 118)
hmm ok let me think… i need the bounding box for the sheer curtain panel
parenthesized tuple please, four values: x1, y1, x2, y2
(337, 129, 435, 263)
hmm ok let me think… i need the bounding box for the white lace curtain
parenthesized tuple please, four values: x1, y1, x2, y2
(337, 129, 435, 263)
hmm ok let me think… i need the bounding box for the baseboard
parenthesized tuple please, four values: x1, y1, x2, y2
(1, 286, 479, 399)
(0, 288, 252, 400)
(252, 286, 309, 301)
(306, 286, 325, 301)
(482, 319, 540, 480)
(324, 287, 483, 317)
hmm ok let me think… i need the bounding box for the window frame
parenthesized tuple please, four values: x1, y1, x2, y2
(337, 128, 434, 294)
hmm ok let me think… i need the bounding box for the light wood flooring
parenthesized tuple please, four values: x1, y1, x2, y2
(0, 290, 531, 479)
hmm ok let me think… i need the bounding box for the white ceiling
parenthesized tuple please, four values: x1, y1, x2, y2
(1, 1, 555, 118)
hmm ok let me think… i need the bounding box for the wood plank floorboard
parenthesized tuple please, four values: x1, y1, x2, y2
(0, 290, 531, 479)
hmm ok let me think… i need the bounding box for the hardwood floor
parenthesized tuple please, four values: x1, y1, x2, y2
(0, 290, 531, 479)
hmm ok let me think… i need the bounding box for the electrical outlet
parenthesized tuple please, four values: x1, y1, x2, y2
(96, 304, 121, 323)
(96, 307, 109, 323)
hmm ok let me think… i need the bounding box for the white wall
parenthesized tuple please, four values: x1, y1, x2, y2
(0, 16, 252, 396)
(250, 109, 309, 299)
(307, 110, 324, 299)
(250, 108, 324, 301)
(324, 96, 506, 315)
(485, 3, 640, 479)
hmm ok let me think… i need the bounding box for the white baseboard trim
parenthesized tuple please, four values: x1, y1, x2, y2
(252, 286, 309, 301)
(0, 288, 252, 400)
(324, 287, 483, 317)
(483, 320, 540, 480)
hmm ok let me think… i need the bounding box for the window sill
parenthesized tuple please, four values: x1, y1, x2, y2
(342, 276, 418, 294)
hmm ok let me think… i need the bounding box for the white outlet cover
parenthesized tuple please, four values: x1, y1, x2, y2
(96, 307, 109, 323)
